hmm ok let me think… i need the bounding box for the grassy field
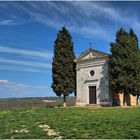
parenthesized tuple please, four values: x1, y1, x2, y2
(0, 106, 140, 139)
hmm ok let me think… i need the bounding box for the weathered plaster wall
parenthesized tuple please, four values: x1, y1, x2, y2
(76, 58, 111, 106)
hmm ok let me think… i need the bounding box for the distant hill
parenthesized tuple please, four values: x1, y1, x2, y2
(0, 96, 76, 109)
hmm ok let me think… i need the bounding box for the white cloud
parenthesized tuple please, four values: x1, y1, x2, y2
(0, 58, 51, 69)
(0, 80, 9, 83)
(0, 45, 53, 60)
(0, 65, 41, 72)
(21, 2, 140, 40)
(69, 26, 110, 41)
(0, 45, 52, 72)
(0, 19, 16, 25)
(0, 2, 113, 41)
(24, 2, 111, 41)
(17, 83, 27, 87)
(0, 80, 53, 98)
(1, 2, 140, 41)
(0, 79, 47, 88)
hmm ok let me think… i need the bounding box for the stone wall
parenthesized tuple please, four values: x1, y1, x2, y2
(113, 93, 137, 106)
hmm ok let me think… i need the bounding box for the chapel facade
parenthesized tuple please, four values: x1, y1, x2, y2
(74, 48, 112, 106)
(74, 48, 138, 106)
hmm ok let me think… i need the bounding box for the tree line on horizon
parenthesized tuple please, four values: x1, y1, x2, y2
(51, 26, 140, 106)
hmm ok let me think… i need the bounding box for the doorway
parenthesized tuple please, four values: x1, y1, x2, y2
(89, 86, 96, 104)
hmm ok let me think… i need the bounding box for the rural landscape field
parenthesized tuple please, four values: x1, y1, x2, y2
(0, 97, 140, 139)
(0, 1, 140, 139)
(0, 97, 76, 109)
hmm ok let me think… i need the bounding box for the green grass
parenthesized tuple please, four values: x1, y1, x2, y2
(0, 107, 140, 139)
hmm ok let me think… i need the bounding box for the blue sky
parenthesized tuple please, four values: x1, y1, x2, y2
(0, 1, 140, 98)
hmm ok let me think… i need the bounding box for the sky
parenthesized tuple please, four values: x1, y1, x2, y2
(0, 1, 140, 98)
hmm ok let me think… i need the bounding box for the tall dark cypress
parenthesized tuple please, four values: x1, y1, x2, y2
(128, 29, 140, 96)
(110, 28, 140, 105)
(52, 27, 76, 107)
(110, 28, 129, 94)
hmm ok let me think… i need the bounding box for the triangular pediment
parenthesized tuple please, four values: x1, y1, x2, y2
(74, 48, 108, 62)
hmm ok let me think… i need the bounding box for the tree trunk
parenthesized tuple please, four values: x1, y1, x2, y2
(123, 92, 126, 106)
(63, 94, 66, 107)
(136, 95, 138, 106)
(123, 92, 131, 106)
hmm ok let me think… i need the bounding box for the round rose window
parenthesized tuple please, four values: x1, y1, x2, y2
(90, 70, 95, 76)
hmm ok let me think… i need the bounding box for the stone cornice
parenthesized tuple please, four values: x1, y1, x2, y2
(76, 58, 109, 70)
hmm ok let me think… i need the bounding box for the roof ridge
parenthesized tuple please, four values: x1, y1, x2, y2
(74, 48, 108, 62)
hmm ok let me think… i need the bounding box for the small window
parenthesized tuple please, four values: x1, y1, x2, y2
(90, 70, 95, 76)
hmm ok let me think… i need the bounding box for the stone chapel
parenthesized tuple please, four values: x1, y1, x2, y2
(74, 48, 112, 106)
(74, 48, 137, 106)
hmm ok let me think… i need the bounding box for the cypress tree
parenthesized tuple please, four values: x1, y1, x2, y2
(52, 27, 76, 107)
(110, 28, 140, 105)
(128, 29, 140, 100)
(110, 28, 129, 94)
